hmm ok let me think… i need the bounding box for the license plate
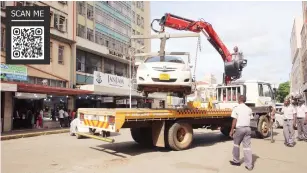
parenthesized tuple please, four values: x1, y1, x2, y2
(159, 73, 170, 80)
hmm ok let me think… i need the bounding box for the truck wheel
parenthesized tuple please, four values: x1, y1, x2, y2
(256, 116, 270, 138)
(167, 122, 193, 151)
(130, 128, 153, 147)
(220, 127, 231, 138)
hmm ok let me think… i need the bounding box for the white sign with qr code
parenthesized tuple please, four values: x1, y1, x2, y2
(11, 26, 44, 60)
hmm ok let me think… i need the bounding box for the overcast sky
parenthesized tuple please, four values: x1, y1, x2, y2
(150, 1, 302, 85)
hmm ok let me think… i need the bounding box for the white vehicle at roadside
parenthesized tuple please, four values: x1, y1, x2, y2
(273, 104, 284, 129)
(136, 55, 195, 97)
(70, 118, 89, 138)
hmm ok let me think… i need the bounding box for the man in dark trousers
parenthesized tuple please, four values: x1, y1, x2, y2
(229, 95, 253, 171)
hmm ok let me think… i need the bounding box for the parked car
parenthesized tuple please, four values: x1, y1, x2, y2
(273, 106, 284, 129)
(136, 56, 195, 97)
(69, 118, 89, 138)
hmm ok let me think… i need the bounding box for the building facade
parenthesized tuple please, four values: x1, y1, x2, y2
(74, 1, 153, 108)
(0, 1, 90, 132)
(301, 1, 307, 100)
(202, 74, 217, 85)
(290, 16, 303, 94)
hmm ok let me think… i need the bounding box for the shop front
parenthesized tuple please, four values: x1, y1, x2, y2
(1, 81, 92, 132)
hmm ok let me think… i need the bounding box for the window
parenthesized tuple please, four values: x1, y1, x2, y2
(132, 11, 135, 24)
(132, 29, 135, 35)
(76, 49, 102, 74)
(77, 24, 85, 38)
(50, 42, 53, 62)
(58, 45, 64, 64)
(50, 12, 54, 27)
(87, 28, 94, 41)
(145, 56, 185, 64)
(54, 14, 67, 32)
(262, 84, 272, 98)
(1, 1, 6, 9)
(87, 4, 93, 20)
(141, 17, 144, 28)
(137, 14, 140, 26)
(85, 53, 102, 74)
(104, 58, 115, 74)
(77, 2, 86, 16)
(76, 49, 85, 72)
(114, 62, 124, 76)
(106, 40, 109, 47)
(1, 27, 5, 51)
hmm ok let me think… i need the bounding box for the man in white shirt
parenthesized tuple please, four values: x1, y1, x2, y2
(58, 108, 65, 127)
(229, 95, 253, 171)
(296, 100, 307, 141)
(281, 99, 297, 147)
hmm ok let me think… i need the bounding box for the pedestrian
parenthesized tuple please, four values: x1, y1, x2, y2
(281, 99, 297, 147)
(58, 108, 65, 127)
(64, 109, 69, 127)
(296, 99, 307, 141)
(229, 95, 253, 171)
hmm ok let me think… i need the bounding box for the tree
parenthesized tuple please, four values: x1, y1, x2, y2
(276, 81, 290, 102)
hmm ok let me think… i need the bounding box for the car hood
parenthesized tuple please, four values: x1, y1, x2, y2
(142, 62, 186, 70)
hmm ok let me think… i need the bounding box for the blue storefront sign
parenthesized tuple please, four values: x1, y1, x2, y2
(0, 64, 28, 81)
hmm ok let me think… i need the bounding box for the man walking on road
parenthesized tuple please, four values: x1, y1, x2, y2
(296, 100, 307, 141)
(229, 95, 253, 171)
(281, 99, 297, 147)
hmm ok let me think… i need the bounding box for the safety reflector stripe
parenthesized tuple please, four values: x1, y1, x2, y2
(243, 148, 251, 151)
(233, 144, 240, 147)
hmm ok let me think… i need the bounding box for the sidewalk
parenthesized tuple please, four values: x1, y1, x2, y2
(1, 127, 70, 141)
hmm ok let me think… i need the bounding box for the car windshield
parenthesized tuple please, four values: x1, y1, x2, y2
(145, 56, 185, 64)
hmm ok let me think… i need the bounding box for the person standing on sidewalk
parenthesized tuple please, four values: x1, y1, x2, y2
(296, 100, 307, 141)
(229, 95, 253, 171)
(58, 108, 65, 128)
(281, 99, 297, 147)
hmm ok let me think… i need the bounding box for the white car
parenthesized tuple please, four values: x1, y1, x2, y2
(136, 56, 195, 97)
(69, 118, 89, 138)
(273, 106, 284, 129)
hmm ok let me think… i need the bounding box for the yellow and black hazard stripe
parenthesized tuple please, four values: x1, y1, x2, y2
(84, 119, 110, 129)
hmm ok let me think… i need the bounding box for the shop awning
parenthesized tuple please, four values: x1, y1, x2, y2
(1, 81, 93, 95)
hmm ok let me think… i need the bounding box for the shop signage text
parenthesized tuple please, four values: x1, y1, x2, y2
(93, 71, 130, 89)
(0, 64, 28, 81)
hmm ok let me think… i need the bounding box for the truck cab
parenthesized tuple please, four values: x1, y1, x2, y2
(215, 80, 276, 109)
(215, 80, 276, 138)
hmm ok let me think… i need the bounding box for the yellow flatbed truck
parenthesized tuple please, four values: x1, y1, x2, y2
(76, 104, 272, 151)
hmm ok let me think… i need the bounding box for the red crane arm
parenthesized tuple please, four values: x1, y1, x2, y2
(159, 13, 232, 62)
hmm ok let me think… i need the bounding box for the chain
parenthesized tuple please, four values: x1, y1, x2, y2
(193, 36, 201, 80)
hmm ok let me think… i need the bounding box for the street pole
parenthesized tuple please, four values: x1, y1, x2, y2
(129, 51, 132, 109)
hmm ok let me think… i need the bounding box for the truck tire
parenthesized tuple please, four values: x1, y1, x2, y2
(256, 116, 270, 138)
(130, 128, 153, 147)
(167, 122, 193, 151)
(220, 127, 231, 138)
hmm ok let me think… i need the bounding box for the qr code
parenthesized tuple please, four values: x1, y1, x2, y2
(11, 26, 44, 60)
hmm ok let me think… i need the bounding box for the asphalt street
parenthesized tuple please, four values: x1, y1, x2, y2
(2, 128, 307, 173)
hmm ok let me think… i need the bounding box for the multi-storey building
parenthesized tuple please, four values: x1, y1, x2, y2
(290, 16, 303, 94)
(0, 1, 90, 132)
(75, 1, 152, 108)
(300, 1, 307, 101)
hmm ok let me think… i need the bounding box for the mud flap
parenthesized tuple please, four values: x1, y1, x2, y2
(152, 121, 165, 147)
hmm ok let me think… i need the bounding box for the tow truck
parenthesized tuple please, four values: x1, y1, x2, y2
(75, 13, 276, 151)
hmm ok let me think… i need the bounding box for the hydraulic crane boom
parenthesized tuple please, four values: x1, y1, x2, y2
(152, 13, 247, 85)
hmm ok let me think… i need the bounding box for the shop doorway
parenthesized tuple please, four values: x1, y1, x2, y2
(13, 98, 43, 130)
(1, 92, 4, 132)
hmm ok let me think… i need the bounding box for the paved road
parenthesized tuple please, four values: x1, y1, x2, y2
(2, 128, 307, 173)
